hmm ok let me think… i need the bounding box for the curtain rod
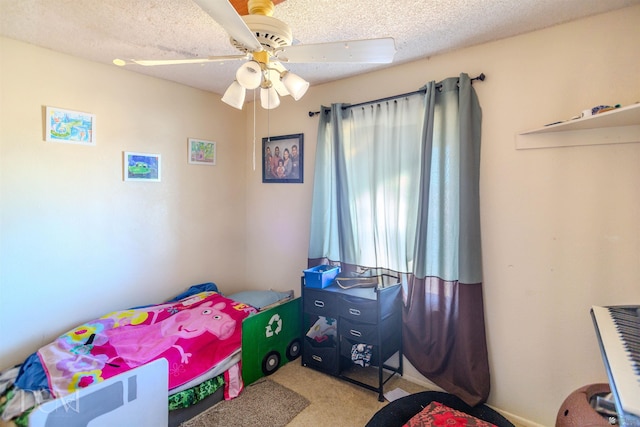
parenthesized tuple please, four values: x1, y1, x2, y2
(308, 73, 485, 117)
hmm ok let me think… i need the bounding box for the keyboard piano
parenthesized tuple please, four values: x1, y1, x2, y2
(591, 305, 640, 426)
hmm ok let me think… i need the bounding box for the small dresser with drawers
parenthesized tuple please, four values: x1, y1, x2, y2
(301, 276, 403, 401)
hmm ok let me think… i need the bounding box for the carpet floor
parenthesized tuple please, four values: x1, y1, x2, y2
(184, 360, 526, 427)
(267, 361, 429, 427)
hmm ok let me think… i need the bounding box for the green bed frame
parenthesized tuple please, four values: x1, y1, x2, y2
(241, 297, 302, 385)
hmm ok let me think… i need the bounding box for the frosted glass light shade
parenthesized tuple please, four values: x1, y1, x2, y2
(281, 71, 309, 101)
(260, 85, 280, 109)
(236, 61, 262, 89)
(221, 81, 246, 110)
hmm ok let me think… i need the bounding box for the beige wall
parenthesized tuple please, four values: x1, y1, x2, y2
(243, 6, 640, 426)
(0, 37, 249, 365)
(1, 5, 639, 426)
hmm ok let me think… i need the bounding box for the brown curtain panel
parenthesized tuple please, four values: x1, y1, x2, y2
(403, 277, 490, 405)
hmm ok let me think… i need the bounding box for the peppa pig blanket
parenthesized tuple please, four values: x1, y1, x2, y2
(37, 291, 256, 398)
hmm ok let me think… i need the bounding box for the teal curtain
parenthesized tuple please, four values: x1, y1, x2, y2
(308, 73, 489, 405)
(309, 94, 425, 270)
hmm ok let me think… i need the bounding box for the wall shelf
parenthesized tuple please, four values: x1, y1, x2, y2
(515, 103, 640, 149)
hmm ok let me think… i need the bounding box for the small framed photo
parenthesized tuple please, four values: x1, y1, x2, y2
(188, 138, 216, 166)
(262, 133, 303, 183)
(45, 106, 96, 145)
(124, 152, 161, 182)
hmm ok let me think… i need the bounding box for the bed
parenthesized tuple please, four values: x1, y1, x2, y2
(0, 282, 301, 427)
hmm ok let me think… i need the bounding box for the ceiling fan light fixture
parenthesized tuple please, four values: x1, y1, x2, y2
(221, 80, 246, 110)
(236, 60, 263, 89)
(281, 71, 309, 101)
(260, 82, 280, 110)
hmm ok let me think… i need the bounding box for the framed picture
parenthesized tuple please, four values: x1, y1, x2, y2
(188, 138, 216, 165)
(45, 106, 96, 145)
(262, 133, 303, 183)
(124, 152, 161, 182)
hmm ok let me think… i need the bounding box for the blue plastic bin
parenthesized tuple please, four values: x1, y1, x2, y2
(303, 265, 340, 288)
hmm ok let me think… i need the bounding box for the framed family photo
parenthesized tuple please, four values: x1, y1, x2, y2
(188, 138, 216, 165)
(45, 106, 96, 145)
(262, 133, 303, 183)
(123, 151, 161, 182)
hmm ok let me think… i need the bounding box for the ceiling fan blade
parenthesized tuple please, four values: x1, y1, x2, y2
(273, 38, 396, 64)
(114, 55, 249, 67)
(193, 0, 263, 52)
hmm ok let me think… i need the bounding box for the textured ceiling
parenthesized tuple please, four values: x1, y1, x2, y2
(1, 0, 639, 97)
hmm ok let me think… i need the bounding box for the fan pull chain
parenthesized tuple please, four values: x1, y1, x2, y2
(252, 89, 256, 171)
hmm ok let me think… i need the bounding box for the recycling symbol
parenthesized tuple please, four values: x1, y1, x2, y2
(265, 313, 282, 337)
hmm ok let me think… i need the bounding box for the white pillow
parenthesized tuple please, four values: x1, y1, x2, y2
(226, 290, 293, 309)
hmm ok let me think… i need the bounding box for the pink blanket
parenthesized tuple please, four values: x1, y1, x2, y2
(38, 292, 256, 397)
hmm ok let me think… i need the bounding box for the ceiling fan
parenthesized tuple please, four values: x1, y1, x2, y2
(113, 0, 396, 110)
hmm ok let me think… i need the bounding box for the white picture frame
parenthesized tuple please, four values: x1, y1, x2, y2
(45, 106, 96, 145)
(188, 138, 216, 165)
(123, 152, 161, 182)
